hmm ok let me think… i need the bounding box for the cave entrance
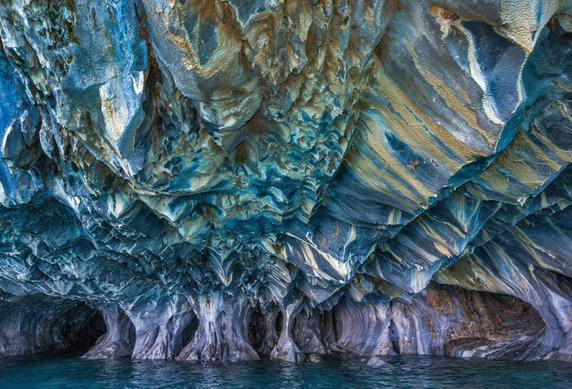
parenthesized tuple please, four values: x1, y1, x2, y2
(248, 307, 267, 355)
(59, 303, 106, 354)
(245, 306, 286, 356)
(172, 315, 199, 357)
(425, 283, 547, 359)
(275, 311, 284, 338)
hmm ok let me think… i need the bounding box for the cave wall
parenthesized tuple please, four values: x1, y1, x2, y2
(1, 0, 572, 363)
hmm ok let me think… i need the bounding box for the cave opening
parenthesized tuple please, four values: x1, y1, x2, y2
(322, 282, 547, 360)
(388, 319, 400, 355)
(432, 284, 547, 359)
(248, 307, 267, 354)
(319, 310, 336, 344)
(173, 315, 199, 357)
(59, 304, 106, 354)
(275, 311, 284, 339)
(331, 308, 341, 345)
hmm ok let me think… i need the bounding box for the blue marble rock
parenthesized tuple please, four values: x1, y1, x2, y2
(1, 0, 572, 364)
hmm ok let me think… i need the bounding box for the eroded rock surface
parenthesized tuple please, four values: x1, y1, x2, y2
(1, 0, 572, 363)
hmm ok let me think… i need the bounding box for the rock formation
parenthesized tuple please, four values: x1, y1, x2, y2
(1, 0, 572, 364)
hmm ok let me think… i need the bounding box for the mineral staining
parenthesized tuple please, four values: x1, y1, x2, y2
(1, 0, 572, 364)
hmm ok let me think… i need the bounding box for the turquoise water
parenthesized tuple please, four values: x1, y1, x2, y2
(0, 354, 571, 389)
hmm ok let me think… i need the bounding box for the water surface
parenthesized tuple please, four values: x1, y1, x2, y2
(0, 354, 571, 388)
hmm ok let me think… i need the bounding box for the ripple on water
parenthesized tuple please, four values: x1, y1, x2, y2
(0, 355, 571, 389)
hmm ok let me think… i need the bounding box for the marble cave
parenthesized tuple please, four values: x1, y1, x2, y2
(1, 0, 572, 367)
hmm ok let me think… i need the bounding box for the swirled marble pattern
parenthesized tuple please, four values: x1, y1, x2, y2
(1, 0, 572, 363)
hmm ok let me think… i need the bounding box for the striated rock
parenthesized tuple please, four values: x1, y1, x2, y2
(0, 0, 572, 363)
(126, 294, 195, 360)
(82, 304, 135, 359)
(176, 293, 258, 363)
